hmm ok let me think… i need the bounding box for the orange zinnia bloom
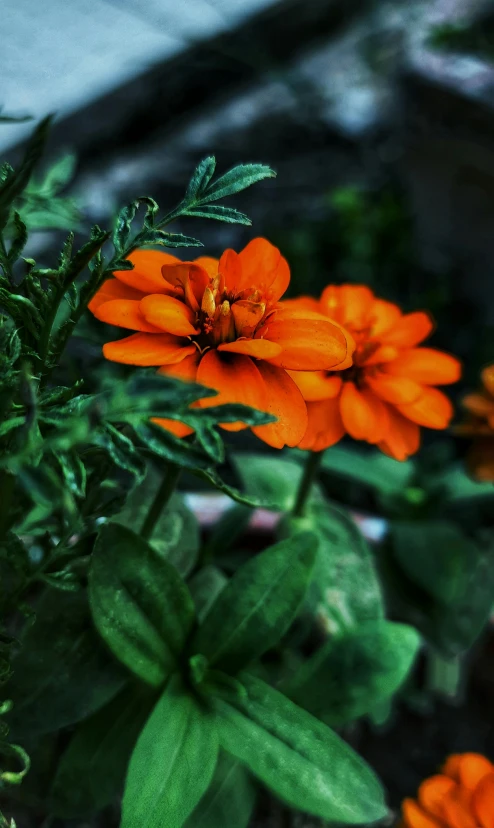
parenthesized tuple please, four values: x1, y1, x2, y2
(89, 239, 353, 448)
(401, 752, 494, 828)
(285, 285, 461, 460)
(458, 364, 494, 481)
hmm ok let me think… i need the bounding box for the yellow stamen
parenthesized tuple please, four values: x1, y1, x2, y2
(201, 287, 216, 318)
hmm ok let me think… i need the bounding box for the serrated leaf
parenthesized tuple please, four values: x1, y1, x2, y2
(183, 205, 251, 225)
(192, 468, 268, 508)
(214, 672, 386, 824)
(113, 201, 139, 253)
(287, 621, 421, 726)
(53, 449, 86, 498)
(50, 686, 153, 818)
(185, 156, 216, 201)
(189, 533, 316, 673)
(7, 213, 27, 263)
(199, 163, 275, 205)
(136, 228, 203, 249)
(0, 116, 53, 231)
(122, 674, 219, 828)
(232, 453, 321, 511)
(89, 523, 195, 686)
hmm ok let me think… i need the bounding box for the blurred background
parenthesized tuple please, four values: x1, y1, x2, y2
(3, 0, 494, 819)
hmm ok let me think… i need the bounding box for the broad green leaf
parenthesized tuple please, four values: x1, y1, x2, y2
(89, 523, 195, 686)
(199, 163, 275, 205)
(188, 565, 229, 622)
(50, 685, 153, 818)
(122, 674, 219, 828)
(119, 469, 200, 578)
(189, 533, 316, 673)
(287, 621, 420, 726)
(232, 453, 321, 511)
(214, 673, 386, 824)
(185, 753, 256, 828)
(282, 500, 383, 635)
(391, 520, 476, 604)
(319, 445, 413, 496)
(7, 591, 126, 738)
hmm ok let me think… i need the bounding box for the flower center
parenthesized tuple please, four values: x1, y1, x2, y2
(186, 276, 268, 351)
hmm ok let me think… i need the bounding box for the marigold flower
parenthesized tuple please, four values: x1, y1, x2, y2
(401, 752, 494, 828)
(89, 239, 354, 448)
(284, 285, 461, 460)
(458, 364, 494, 481)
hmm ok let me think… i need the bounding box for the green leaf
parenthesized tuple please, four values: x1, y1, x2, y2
(7, 213, 27, 262)
(193, 468, 270, 508)
(122, 674, 219, 828)
(136, 229, 203, 249)
(320, 445, 413, 496)
(95, 423, 146, 482)
(199, 163, 275, 205)
(188, 565, 229, 622)
(214, 672, 386, 824)
(200, 503, 252, 564)
(89, 523, 195, 686)
(7, 591, 126, 738)
(53, 449, 86, 498)
(391, 521, 476, 604)
(182, 205, 251, 225)
(231, 452, 321, 510)
(113, 201, 138, 252)
(36, 153, 76, 195)
(185, 156, 217, 201)
(0, 116, 53, 231)
(185, 753, 256, 828)
(287, 621, 420, 726)
(50, 685, 153, 818)
(119, 469, 200, 578)
(282, 500, 383, 636)
(135, 422, 216, 472)
(189, 533, 317, 673)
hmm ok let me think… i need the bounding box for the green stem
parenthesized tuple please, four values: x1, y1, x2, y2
(141, 463, 181, 541)
(426, 651, 462, 701)
(291, 450, 324, 518)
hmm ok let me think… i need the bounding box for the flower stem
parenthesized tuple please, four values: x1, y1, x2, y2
(291, 450, 324, 518)
(141, 463, 181, 541)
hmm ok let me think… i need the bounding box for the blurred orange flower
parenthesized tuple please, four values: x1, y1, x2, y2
(458, 364, 494, 481)
(89, 239, 353, 449)
(285, 285, 461, 460)
(401, 752, 494, 828)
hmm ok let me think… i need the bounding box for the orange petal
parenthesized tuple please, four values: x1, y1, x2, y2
(103, 333, 194, 366)
(359, 344, 399, 366)
(473, 772, 494, 828)
(193, 256, 219, 278)
(92, 299, 162, 333)
(418, 775, 456, 819)
(287, 371, 342, 402)
(442, 755, 463, 782)
(365, 372, 423, 404)
(140, 294, 199, 336)
(160, 262, 210, 310)
(463, 393, 494, 418)
(339, 382, 388, 442)
(151, 418, 194, 438)
(281, 296, 322, 314)
(88, 278, 145, 314)
(297, 397, 345, 452)
(378, 405, 420, 461)
(481, 365, 494, 397)
(382, 311, 434, 348)
(157, 350, 201, 382)
(196, 350, 268, 432)
(113, 250, 180, 294)
(231, 300, 267, 337)
(397, 387, 454, 429)
(370, 298, 402, 337)
(459, 754, 494, 790)
(382, 348, 461, 385)
(260, 313, 348, 371)
(237, 238, 290, 303)
(251, 362, 308, 449)
(442, 786, 476, 828)
(337, 284, 374, 328)
(217, 339, 282, 360)
(402, 798, 443, 828)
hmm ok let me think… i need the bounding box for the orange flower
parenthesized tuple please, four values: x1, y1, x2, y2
(89, 239, 353, 448)
(401, 752, 494, 828)
(285, 285, 461, 460)
(458, 364, 494, 481)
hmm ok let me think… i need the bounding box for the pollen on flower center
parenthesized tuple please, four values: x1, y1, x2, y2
(192, 278, 268, 349)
